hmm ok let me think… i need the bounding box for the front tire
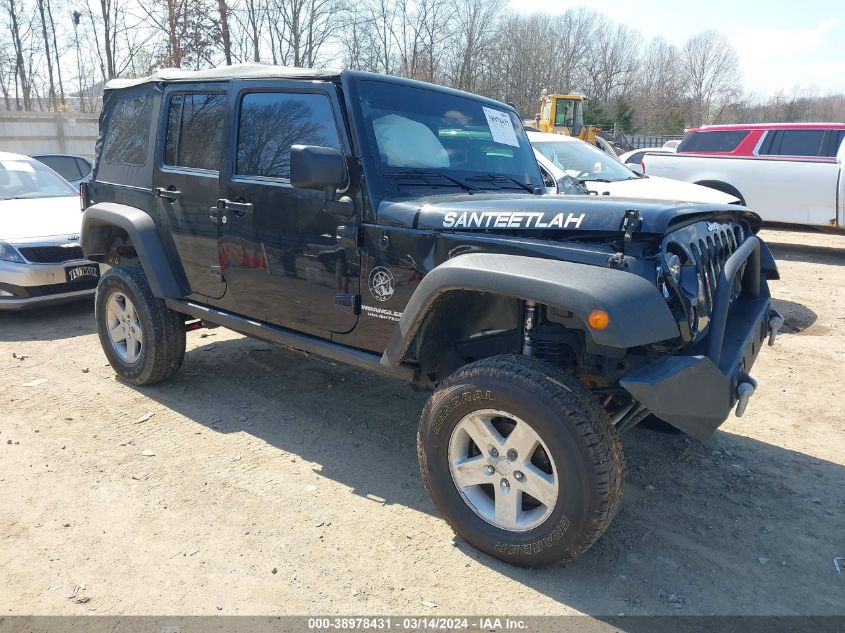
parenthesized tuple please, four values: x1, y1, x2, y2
(95, 264, 186, 385)
(418, 355, 623, 567)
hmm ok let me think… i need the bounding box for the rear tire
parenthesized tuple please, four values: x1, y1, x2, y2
(417, 355, 623, 567)
(95, 264, 185, 385)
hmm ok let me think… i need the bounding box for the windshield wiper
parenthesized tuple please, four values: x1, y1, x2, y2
(384, 168, 476, 193)
(465, 173, 538, 194)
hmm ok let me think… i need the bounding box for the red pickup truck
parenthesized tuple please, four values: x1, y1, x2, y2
(643, 123, 845, 228)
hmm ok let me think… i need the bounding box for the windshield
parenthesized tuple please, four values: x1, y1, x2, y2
(356, 80, 542, 190)
(0, 158, 77, 200)
(533, 140, 636, 182)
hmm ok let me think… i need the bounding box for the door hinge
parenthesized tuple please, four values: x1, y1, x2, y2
(336, 223, 360, 248)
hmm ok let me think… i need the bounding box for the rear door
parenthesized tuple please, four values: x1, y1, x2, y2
(216, 80, 359, 336)
(153, 86, 227, 299)
(754, 128, 841, 226)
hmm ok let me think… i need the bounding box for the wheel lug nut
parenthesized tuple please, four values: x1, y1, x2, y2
(500, 478, 510, 490)
(490, 448, 499, 458)
(507, 449, 518, 461)
(484, 465, 495, 476)
(514, 471, 524, 481)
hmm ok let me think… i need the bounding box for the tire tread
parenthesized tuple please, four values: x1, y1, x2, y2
(417, 354, 623, 566)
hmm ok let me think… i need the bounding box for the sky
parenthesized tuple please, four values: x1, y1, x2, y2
(509, 0, 845, 97)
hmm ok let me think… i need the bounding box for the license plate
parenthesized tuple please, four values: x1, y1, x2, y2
(65, 264, 100, 283)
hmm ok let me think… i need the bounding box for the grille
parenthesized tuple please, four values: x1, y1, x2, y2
(27, 278, 98, 297)
(687, 223, 745, 317)
(19, 245, 85, 263)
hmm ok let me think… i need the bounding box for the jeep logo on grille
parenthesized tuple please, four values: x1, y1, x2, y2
(705, 222, 721, 232)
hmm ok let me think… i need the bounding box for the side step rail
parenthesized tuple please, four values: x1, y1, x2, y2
(166, 299, 419, 383)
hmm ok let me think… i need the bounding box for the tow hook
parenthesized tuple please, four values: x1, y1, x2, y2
(735, 378, 757, 417)
(768, 315, 784, 346)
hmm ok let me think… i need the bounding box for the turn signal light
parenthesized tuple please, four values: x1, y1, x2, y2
(588, 309, 610, 330)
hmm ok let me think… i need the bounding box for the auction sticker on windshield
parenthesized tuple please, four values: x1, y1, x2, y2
(482, 107, 519, 147)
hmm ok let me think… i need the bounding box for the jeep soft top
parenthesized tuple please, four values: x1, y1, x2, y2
(81, 63, 781, 567)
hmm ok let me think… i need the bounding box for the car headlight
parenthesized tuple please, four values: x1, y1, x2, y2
(664, 252, 682, 283)
(0, 242, 26, 264)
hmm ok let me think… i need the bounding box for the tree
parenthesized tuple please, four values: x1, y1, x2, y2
(664, 110, 686, 135)
(613, 95, 634, 131)
(444, 0, 505, 93)
(35, 0, 58, 109)
(634, 37, 683, 132)
(680, 30, 741, 125)
(584, 18, 641, 103)
(217, 0, 232, 65)
(140, 0, 218, 68)
(3, 0, 32, 110)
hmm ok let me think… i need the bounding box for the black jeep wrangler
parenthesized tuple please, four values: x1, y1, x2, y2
(81, 64, 781, 567)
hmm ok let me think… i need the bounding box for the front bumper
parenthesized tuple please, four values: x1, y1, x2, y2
(0, 258, 100, 310)
(620, 236, 780, 440)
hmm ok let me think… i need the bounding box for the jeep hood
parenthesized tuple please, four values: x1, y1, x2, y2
(377, 193, 761, 235)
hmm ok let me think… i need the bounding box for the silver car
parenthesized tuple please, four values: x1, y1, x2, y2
(0, 152, 101, 310)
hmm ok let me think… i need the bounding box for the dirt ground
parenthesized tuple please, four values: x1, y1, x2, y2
(0, 228, 843, 617)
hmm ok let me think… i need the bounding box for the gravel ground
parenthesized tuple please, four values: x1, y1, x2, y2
(0, 228, 843, 617)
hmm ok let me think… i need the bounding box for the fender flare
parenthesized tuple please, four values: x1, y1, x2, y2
(694, 180, 746, 206)
(380, 253, 680, 368)
(81, 202, 187, 298)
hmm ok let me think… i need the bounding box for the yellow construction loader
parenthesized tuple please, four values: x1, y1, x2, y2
(536, 93, 602, 145)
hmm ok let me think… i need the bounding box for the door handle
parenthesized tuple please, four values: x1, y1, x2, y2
(216, 199, 253, 217)
(154, 187, 181, 201)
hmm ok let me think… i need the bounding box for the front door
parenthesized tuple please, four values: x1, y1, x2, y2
(153, 88, 227, 298)
(217, 81, 359, 336)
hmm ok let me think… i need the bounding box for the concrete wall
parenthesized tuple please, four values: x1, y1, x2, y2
(0, 111, 99, 159)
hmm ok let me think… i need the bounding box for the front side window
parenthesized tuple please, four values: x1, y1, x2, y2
(760, 129, 826, 157)
(102, 96, 151, 166)
(554, 101, 575, 127)
(164, 93, 226, 171)
(236, 92, 340, 179)
(677, 130, 748, 153)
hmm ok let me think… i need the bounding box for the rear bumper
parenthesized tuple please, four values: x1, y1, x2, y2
(621, 236, 780, 440)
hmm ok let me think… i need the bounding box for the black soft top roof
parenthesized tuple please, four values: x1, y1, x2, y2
(104, 63, 342, 90)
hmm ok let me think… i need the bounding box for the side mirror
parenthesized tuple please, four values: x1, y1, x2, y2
(628, 163, 644, 176)
(290, 145, 346, 196)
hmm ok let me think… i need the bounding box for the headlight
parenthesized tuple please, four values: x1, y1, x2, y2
(0, 242, 26, 264)
(664, 252, 682, 283)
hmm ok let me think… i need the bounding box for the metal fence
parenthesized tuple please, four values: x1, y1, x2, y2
(627, 134, 685, 149)
(0, 111, 99, 159)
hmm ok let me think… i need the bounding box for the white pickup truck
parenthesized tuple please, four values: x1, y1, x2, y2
(642, 124, 845, 228)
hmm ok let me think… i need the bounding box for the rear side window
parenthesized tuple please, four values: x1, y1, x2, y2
(822, 130, 845, 158)
(759, 130, 825, 157)
(35, 155, 84, 181)
(677, 130, 748, 153)
(76, 157, 92, 176)
(236, 92, 340, 179)
(102, 96, 152, 166)
(164, 93, 226, 171)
